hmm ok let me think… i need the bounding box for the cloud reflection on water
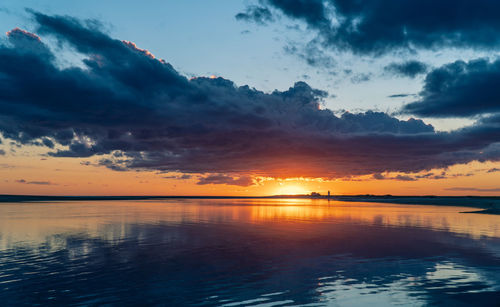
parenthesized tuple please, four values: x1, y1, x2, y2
(0, 199, 499, 305)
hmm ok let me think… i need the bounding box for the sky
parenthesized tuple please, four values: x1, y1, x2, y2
(2, 0, 500, 196)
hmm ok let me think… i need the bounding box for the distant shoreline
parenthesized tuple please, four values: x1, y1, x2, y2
(1, 194, 499, 215)
(332, 195, 500, 215)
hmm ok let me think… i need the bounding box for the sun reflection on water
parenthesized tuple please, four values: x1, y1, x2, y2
(0, 199, 499, 251)
(0, 199, 499, 305)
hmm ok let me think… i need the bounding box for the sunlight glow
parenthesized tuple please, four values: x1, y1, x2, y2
(274, 184, 308, 195)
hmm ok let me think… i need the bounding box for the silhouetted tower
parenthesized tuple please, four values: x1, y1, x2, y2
(328, 190, 331, 198)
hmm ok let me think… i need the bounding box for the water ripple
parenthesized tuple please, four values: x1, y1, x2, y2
(0, 200, 499, 305)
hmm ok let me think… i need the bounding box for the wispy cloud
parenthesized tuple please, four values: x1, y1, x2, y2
(16, 179, 57, 185)
(445, 187, 500, 192)
(197, 175, 254, 187)
(163, 174, 192, 180)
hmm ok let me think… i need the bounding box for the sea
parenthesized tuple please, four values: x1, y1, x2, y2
(0, 199, 499, 306)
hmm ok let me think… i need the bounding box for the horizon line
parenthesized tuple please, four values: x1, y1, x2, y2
(2, 194, 500, 199)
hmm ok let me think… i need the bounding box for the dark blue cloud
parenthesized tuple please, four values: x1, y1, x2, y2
(388, 94, 415, 98)
(235, 5, 274, 25)
(384, 61, 428, 78)
(402, 58, 500, 117)
(239, 0, 500, 55)
(267, 0, 327, 27)
(2, 12, 500, 181)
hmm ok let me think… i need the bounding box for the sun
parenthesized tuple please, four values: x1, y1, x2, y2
(274, 184, 308, 195)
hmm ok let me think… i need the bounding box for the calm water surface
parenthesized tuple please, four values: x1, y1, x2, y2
(0, 199, 499, 306)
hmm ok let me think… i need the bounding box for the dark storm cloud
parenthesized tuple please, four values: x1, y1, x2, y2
(384, 61, 428, 78)
(267, 0, 327, 27)
(240, 0, 500, 55)
(402, 58, 500, 117)
(2, 12, 500, 182)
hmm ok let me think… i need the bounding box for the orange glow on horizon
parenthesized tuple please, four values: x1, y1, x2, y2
(273, 184, 309, 195)
(2, 145, 500, 196)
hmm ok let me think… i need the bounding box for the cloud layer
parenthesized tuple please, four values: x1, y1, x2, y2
(403, 59, 500, 117)
(240, 0, 500, 55)
(2, 12, 500, 184)
(384, 61, 428, 79)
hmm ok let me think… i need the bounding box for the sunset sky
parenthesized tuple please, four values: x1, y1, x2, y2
(2, 0, 500, 196)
